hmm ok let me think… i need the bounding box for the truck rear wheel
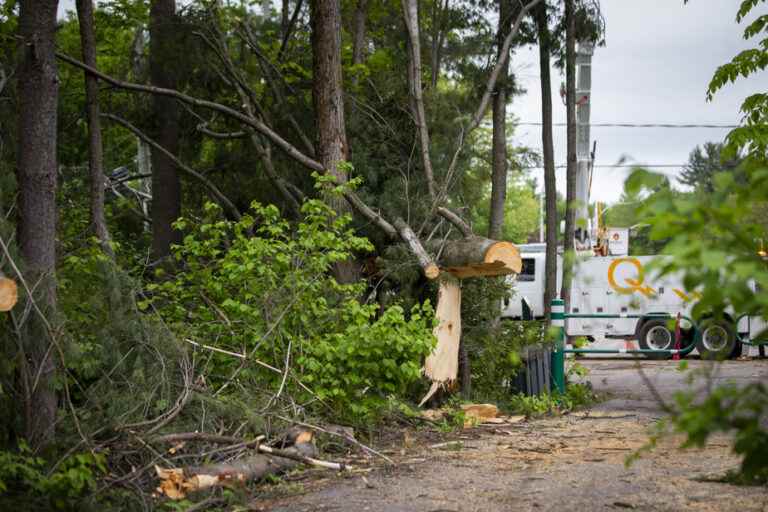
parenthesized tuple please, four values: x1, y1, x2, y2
(696, 319, 737, 360)
(638, 319, 674, 360)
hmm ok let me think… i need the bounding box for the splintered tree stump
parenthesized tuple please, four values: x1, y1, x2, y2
(437, 237, 522, 278)
(0, 277, 18, 312)
(420, 275, 462, 406)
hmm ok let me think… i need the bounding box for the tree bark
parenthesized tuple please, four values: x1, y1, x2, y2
(560, 0, 576, 311)
(402, 0, 438, 199)
(429, 0, 449, 88)
(535, 0, 557, 319)
(310, 0, 359, 283)
(488, 0, 513, 240)
(76, 0, 113, 258)
(149, 0, 181, 260)
(431, 236, 521, 278)
(16, 0, 60, 449)
(351, 0, 368, 68)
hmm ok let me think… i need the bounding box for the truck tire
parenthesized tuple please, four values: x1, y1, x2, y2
(696, 319, 737, 360)
(637, 319, 674, 360)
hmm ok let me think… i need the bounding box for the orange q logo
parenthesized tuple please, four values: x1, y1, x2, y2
(607, 258, 655, 297)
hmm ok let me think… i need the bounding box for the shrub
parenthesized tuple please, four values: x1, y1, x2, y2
(144, 199, 436, 422)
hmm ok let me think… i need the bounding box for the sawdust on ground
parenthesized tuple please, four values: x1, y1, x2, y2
(258, 359, 768, 512)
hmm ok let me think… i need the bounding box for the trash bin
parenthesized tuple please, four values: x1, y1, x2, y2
(509, 344, 552, 396)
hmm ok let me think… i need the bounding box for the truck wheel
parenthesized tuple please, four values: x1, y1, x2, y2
(696, 319, 737, 360)
(638, 319, 674, 360)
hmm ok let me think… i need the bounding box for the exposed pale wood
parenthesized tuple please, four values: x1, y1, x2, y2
(435, 237, 521, 278)
(258, 444, 350, 471)
(0, 277, 17, 311)
(461, 403, 498, 427)
(419, 275, 461, 406)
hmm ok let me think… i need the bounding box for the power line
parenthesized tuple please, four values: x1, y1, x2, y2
(517, 122, 738, 129)
(523, 164, 686, 169)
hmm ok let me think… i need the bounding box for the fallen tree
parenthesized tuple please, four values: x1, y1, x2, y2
(154, 429, 349, 500)
(433, 237, 522, 278)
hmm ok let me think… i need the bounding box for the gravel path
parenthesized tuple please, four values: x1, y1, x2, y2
(259, 359, 768, 512)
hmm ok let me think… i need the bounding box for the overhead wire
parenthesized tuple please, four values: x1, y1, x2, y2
(517, 122, 739, 129)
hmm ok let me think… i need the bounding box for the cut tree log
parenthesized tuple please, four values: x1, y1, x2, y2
(155, 437, 316, 500)
(436, 236, 521, 278)
(0, 276, 18, 312)
(420, 274, 461, 406)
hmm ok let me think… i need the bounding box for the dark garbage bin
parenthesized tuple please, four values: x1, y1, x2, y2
(509, 344, 552, 396)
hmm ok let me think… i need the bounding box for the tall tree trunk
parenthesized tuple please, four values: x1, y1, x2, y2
(311, 0, 359, 283)
(351, 0, 368, 69)
(488, 0, 513, 240)
(560, 0, 576, 311)
(282, 0, 290, 37)
(535, 1, 557, 318)
(429, 0, 449, 88)
(76, 0, 113, 258)
(149, 0, 181, 261)
(16, 0, 60, 449)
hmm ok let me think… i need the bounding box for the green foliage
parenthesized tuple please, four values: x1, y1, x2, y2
(145, 199, 435, 422)
(0, 444, 106, 510)
(470, 320, 548, 402)
(505, 383, 595, 418)
(673, 382, 768, 483)
(628, 164, 768, 322)
(298, 301, 436, 420)
(626, 0, 768, 484)
(705, 0, 768, 157)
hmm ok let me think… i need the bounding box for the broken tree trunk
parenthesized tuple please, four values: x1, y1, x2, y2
(420, 274, 461, 406)
(433, 236, 522, 279)
(155, 434, 317, 500)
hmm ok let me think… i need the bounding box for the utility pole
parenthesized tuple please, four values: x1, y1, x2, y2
(574, 41, 594, 250)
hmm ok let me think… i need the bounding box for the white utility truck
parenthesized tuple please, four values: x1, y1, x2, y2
(500, 242, 766, 359)
(505, 41, 767, 358)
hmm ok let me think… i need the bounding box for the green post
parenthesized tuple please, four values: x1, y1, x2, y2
(550, 298, 566, 394)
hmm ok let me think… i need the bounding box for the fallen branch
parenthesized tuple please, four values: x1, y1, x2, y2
(257, 444, 351, 471)
(273, 415, 395, 465)
(153, 432, 251, 445)
(155, 441, 317, 499)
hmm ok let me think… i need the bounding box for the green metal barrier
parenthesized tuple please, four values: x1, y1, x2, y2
(734, 313, 768, 346)
(549, 299, 698, 392)
(551, 299, 566, 393)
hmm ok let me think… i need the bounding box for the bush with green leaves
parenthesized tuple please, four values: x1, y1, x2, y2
(143, 199, 435, 422)
(0, 444, 106, 510)
(625, 0, 768, 484)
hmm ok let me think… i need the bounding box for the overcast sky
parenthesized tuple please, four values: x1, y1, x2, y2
(510, 0, 767, 202)
(58, 0, 766, 204)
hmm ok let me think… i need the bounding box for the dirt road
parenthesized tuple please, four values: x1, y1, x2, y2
(265, 359, 768, 512)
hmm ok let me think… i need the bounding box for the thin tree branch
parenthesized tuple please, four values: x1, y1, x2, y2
(102, 113, 242, 220)
(56, 51, 325, 173)
(196, 123, 246, 139)
(436, 207, 473, 237)
(277, 0, 305, 62)
(402, 0, 437, 199)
